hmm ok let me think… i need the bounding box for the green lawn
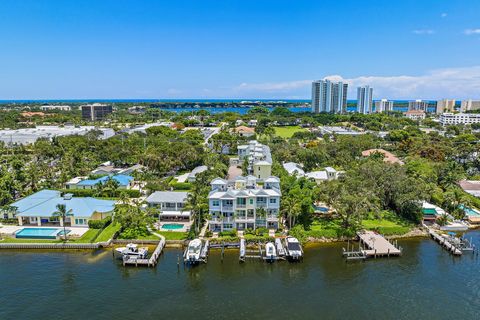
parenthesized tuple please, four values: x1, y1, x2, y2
(307, 219, 344, 238)
(156, 231, 188, 240)
(362, 219, 411, 235)
(70, 228, 101, 243)
(273, 126, 307, 138)
(96, 223, 121, 242)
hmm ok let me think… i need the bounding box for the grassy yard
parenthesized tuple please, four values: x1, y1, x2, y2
(362, 219, 411, 235)
(306, 219, 344, 238)
(156, 231, 188, 240)
(69, 228, 101, 243)
(96, 223, 121, 242)
(273, 126, 307, 138)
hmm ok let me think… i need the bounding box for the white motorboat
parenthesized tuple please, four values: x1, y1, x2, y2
(440, 221, 469, 232)
(285, 236, 303, 260)
(275, 238, 286, 256)
(115, 243, 149, 259)
(184, 239, 203, 264)
(265, 242, 277, 262)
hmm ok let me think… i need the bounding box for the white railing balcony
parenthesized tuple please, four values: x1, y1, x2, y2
(222, 206, 234, 211)
(236, 204, 246, 208)
(257, 203, 267, 208)
(223, 217, 234, 223)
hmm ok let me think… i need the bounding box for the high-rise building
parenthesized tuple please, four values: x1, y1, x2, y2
(374, 99, 394, 113)
(81, 103, 113, 121)
(356, 86, 373, 114)
(460, 99, 480, 112)
(408, 100, 429, 112)
(311, 80, 348, 114)
(436, 99, 456, 114)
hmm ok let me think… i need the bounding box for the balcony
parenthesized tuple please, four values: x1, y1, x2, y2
(236, 204, 246, 209)
(256, 202, 267, 208)
(221, 206, 234, 211)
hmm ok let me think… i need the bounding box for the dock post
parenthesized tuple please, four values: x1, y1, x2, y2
(374, 249, 377, 259)
(388, 249, 390, 258)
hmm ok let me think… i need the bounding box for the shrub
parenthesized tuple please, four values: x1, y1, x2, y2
(88, 216, 112, 229)
(169, 182, 192, 190)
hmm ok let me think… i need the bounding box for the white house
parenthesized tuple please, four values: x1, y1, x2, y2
(208, 175, 281, 231)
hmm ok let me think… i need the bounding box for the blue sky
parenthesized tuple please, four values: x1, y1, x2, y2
(0, 0, 479, 100)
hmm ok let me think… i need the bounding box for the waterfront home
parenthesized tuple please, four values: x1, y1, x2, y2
(460, 205, 480, 224)
(9, 190, 115, 227)
(237, 140, 272, 180)
(422, 201, 447, 222)
(361, 149, 404, 165)
(248, 119, 258, 127)
(146, 191, 192, 223)
(305, 167, 341, 184)
(65, 174, 134, 190)
(405, 110, 426, 121)
(283, 162, 305, 177)
(208, 175, 281, 232)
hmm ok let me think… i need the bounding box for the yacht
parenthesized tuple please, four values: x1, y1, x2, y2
(285, 236, 303, 261)
(440, 221, 469, 232)
(184, 239, 203, 264)
(115, 243, 148, 259)
(265, 242, 277, 262)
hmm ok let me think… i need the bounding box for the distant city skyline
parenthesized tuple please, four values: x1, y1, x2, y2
(1, 0, 480, 100)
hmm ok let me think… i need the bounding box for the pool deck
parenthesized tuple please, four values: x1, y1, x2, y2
(0, 225, 89, 237)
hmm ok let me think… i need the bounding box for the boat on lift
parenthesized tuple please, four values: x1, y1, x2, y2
(285, 236, 303, 261)
(264, 242, 277, 262)
(184, 239, 203, 264)
(114, 243, 149, 259)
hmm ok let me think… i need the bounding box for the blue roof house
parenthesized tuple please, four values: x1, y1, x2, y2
(65, 174, 134, 190)
(10, 190, 116, 227)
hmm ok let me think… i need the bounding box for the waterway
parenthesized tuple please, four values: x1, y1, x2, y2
(1, 231, 480, 320)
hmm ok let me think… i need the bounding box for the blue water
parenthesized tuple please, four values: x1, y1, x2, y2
(15, 228, 64, 239)
(1, 232, 480, 319)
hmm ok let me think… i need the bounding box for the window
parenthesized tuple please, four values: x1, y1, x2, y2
(249, 198, 254, 205)
(237, 198, 246, 205)
(269, 198, 277, 204)
(75, 218, 87, 225)
(212, 200, 220, 207)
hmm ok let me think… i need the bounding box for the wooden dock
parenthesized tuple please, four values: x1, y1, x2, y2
(427, 228, 462, 256)
(358, 231, 402, 257)
(122, 237, 166, 267)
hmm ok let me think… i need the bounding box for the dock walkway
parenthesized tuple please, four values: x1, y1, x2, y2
(358, 231, 401, 257)
(123, 235, 166, 267)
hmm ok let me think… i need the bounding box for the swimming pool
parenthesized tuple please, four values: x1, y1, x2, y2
(161, 224, 184, 230)
(15, 228, 69, 239)
(459, 205, 480, 216)
(314, 206, 329, 213)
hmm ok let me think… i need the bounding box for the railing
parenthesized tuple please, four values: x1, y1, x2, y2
(257, 203, 267, 208)
(236, 204, 246, 208)
(222, 206, 234, 211)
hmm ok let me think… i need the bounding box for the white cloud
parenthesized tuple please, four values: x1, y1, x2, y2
(413, 29, 435, 35)
(441, 13, 447, 18)
(464, 29, 480, 35)
(232, 66, 480, 100)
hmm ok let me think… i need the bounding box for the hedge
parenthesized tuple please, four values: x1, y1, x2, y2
(88, 216, 112, 229)
(60, 189, 141, 198)
(169, 182, 192, 190)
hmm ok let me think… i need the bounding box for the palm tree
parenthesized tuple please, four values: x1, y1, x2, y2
(53, 203, 73, 241)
